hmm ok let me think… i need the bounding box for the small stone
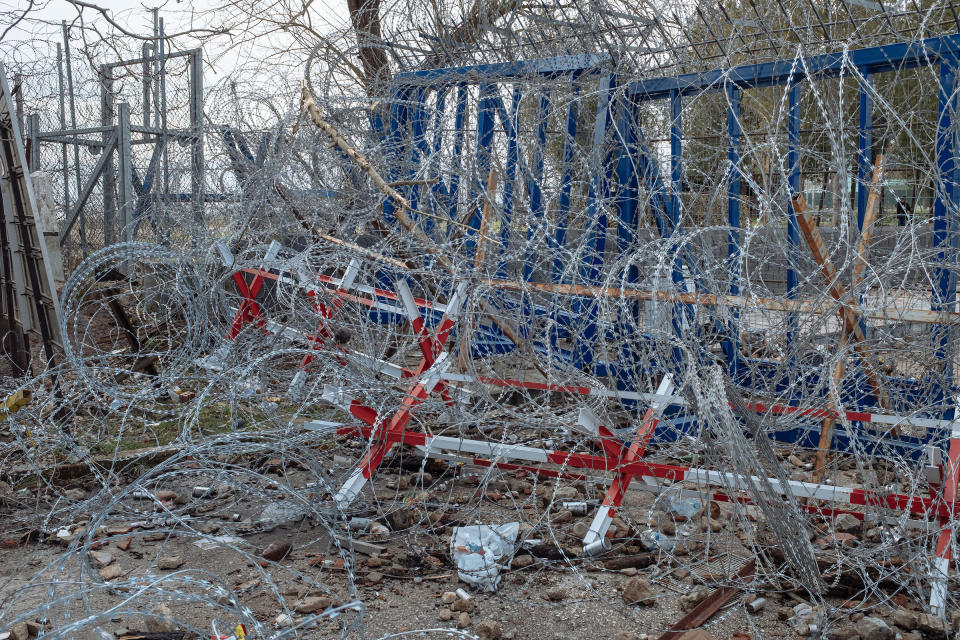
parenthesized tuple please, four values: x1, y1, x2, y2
(386, 509, 411, 530)
(834, 513, 861, 535)
(441, 591, 457, 604)
(262, 541, 292, 562)
(366, 571, 384, 584)
(902, 633, 921, 640)
(275, 613, 294, 628)
(366, 556, 383, 568)
(99, 564, 123, 580)
(917, 613, 948, 636)
(89, 550, 114, 568)
(788, 454, 805, 468)
(8, 622, 28, 640)
(777, 606, 794, 621)
(146, 604, 176, 633)
(825, 627, 859, 640)
(679, 585, 711, 611)
(63, 488, 85, 501)
(439, 608, 454, 621)
(552, 509, 573, 525)
(544, 587, 566, 602)
(157, 556, 184, 570)
(622, 577, 656, 606)
(457, 612, 471, 629)
(451, 597, 474, 612)
(295, 596, 332, 613)
(25, 621, 41, 637)
(155, 490, 178, 501)
(857, 616, 894, 640)
(701, 517, 723, 532)
(511, 554, 534, 569)
(476, 620, 503, 640)
(621, 567, 638, 577)
(893, 608, 918, 630)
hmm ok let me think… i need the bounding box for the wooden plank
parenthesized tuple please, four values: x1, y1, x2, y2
(656, 560, 756, 640)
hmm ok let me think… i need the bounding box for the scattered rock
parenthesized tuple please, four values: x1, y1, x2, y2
(450, 597, 474, 613)
(275, 613, 294, 628)
(857, 616, 894, 640)
(544, 587, 566, 602)
(788, 455, 805, 468)
(438, 608, 454, 621)
(115, 538, 132, 551)
(366, 556, 384, 568)
(155, 490, 179, 502)
(511, 554, 534, 569)
(385, 509, 411, 530)
(262, 541, 292, 562)
(157, 556, 183, 570)
(366, 571, 384, 585)
(826, 626, 859, 640)
(902, 633, 922, 640)
(99, 564, 123, 580)
(475, 620, 503, 640)
(441, 592, 457, 604)
(679, 586, 711, 611)
(917, 613, 948, 636)
(8, 622, 28, 640)
(295, 596, 332, 613)
(777, 607, 794, 621)
(833, 513, 861, 535)
(25, 621, 41, 637)
(622, 577, 656, 606)
(89, 550, 114, 568)
(146, 604, 177, 633)
(551, 509, 573, 524)
(701, 517, 723, 533)
(457, 612, 471, 629)
(893, 608, 918, 630)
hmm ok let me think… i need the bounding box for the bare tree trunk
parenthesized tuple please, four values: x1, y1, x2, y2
(347, 0, 390, 99)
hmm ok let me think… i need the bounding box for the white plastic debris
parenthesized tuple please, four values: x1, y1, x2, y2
(450, 522, 520, 591)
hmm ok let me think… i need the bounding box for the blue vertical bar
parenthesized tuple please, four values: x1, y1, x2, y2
(932, 52, 958, 417)
(573, 74, 615, 370)
(614, 99, 641, 390)
(408, 87, 429, 224)
(787, 81, 802, 376)
(725, 84, 742, 377)
(521, 92, 550, 337)
(498, 85, 521, 277)
(468, 83, 496, 258)
(552, 79, 580, 285)
(670, 89, 683, 224)
(857, 70, 874, 232)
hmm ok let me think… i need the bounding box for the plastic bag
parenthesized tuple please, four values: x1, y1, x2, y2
(449, 522, 520, 591)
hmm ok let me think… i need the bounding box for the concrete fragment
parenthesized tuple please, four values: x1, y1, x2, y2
(99, 564, 123, 580)
(63, 488, 85, 501)
(457, 612, 471, 628)
(438, 609, 453, 621)
(157, 556, 183, 570)
(622, 577, 656, 606)
(262, 541, 292, 561)
(825, 627, 859, 640)
(275, 613, 294, 628)
(917, 613, 948, 636)
(856, 616, 894, 640)
(551, 509, 573, 524)
(146, 604, 176, 633)
(295, 596, 332, 613)
(366, 571, 384, 584)
(475, 619, 503, 640)
(8, 622, 28, 640)
(89, 550, 114, 568)
(511, 554, 534, 568)
(441, 591, 457, 604)
(833, 513, 861, 534)
(893, 608, 918, 630)
(679, 585, 711, 611)
(450, 597, 474, 612)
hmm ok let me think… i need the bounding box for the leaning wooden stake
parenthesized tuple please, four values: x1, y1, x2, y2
(812, 156, 886, 480)
(793, 193, 890, 414)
